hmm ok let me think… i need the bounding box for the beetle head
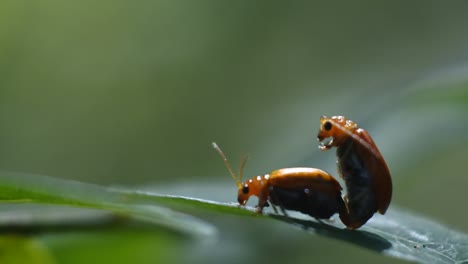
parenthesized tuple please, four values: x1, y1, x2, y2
(317, 116, 358, 150)
(236, 176, 264, 206)
(237, 182, 250, 206)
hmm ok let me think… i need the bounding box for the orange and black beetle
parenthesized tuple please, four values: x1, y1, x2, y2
(317, 115, 392, 229)
(213, 142, 349, 223)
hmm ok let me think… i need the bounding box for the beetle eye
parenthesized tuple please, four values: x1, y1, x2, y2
(242, 185, 249, 194)
(323, 121, 332, 131)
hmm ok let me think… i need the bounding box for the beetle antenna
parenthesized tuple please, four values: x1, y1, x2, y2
(212, 142, 242, 188)
(328, 119, 381, 158)
(238, 154, 248, 183)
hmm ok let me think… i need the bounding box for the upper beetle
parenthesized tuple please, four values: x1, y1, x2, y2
(317, 115, 392, 229)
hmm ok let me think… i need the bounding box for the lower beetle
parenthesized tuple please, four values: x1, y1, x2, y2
(212, 142, 349, 224)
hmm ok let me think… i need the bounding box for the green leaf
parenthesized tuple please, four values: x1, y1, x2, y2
(0, 172, 216, 239)
(363, 209, 468, 264)
(0, 235, 56, 264)
(41, 228, 182, 264)
(0, 204, 186, 264)
(1, 172, 468, 263)
(122, 191, 468, 264)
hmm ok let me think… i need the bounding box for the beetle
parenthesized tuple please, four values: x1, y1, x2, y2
(317, 115, 392, 229)
(212, 142, 350, 224)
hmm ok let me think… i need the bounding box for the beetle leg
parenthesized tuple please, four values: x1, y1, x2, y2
(279, 205, 289, 218)
(314, 217, 325, 224)
(343, 194, 351, 214)
(319, 144, 332, 151)
(268, 188, 290, 218)
(274, 202, 293, 224)
(256, 195, 269, 214)
(336, 161, 345, 180)
(255, 205, 263, 214)
(271, 203, 279, 214)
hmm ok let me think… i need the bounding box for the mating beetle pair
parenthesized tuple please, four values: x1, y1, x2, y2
(214, 115, 392, 229)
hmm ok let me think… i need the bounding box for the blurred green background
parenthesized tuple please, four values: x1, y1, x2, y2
(1, 1, 468, 263)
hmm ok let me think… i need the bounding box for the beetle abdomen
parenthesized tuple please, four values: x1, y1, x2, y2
(337, 138, 377, 227)
(269, 185, 345, 219)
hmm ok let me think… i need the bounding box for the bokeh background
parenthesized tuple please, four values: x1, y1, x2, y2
(1, 1, 468, 263)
